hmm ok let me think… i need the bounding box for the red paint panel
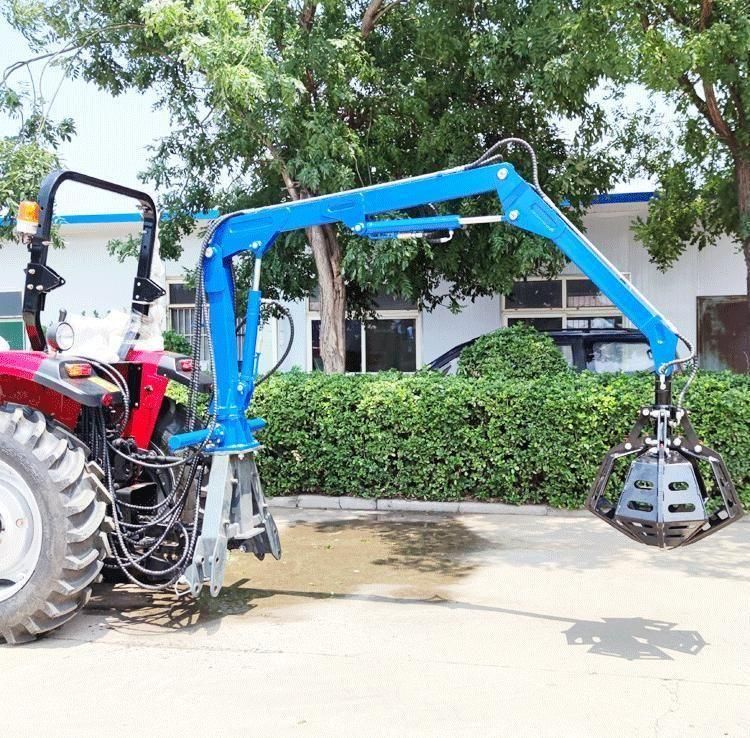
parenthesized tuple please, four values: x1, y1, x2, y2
(0, 349, 171, 446)
(0, 351, 81, 428)
(121, 351, 170, 449)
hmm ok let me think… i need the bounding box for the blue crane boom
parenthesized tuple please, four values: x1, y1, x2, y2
(171, 160, 678, 454)
(166, 145, 740, 589)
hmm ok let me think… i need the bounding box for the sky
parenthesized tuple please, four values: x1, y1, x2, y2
(1, 19, 656, 216)
(0, 22, 170, 214)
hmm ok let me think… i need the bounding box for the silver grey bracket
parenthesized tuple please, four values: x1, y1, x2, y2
(179, 453, 282, 597)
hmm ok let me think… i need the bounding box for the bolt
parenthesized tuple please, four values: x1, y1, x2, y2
(251, 240, 262, 249)
(497, 168, 508, 180)
(205, 247, 215, 259)
(673, 437, 682, 447)
(642, 408, 650, 416)
(694, 444, 703, 453)
(353, 223, 364, 232)
(16, 518, 24, 528)
(237, 383, 245, 393)
(624, 442, 632, 451)
(28, 268, 35, 275)
(36, 285, 43, 291)
(27, 285, 33, 290)
(508, 210, 519, 221)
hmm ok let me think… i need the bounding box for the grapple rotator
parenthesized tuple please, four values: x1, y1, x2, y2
(587, 377, 743, 548)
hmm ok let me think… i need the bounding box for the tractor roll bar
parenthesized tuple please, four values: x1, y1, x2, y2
(23, 170, 165, 352)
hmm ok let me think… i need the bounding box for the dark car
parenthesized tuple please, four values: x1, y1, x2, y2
(428, 328, 653, 374)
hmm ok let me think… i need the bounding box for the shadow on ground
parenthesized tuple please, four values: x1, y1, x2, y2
(82, 516, 706, 661)
(485, 513, 750, 583)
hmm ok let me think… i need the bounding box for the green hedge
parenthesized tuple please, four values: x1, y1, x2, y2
(252, 370, 750, 507)
(163, 330, 191, 354)
(457, 324, 570, 380)
(169, 370, 750, 507)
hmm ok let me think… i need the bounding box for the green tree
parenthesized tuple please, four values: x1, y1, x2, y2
(523, 1, 750, 302)
(0, 83, 75, 244)
(7, 0, 619, 371)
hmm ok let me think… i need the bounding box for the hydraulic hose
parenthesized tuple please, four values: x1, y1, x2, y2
(256, 302, 295, 386)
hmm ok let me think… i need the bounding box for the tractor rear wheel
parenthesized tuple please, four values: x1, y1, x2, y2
(0, 405, 107, 645)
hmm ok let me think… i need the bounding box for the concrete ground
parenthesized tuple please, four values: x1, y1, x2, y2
(2, 509, 749, 737)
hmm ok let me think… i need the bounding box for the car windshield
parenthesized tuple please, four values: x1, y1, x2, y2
(586, 341, 652, 373)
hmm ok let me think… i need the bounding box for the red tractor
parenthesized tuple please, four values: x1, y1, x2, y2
(0, 172, 212, 644)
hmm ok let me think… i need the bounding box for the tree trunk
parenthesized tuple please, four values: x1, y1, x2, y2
(307, 223, 347, 372)
(736, 157, 750, 307)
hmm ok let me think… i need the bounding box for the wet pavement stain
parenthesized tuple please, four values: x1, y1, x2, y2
(86, 515, 493, 633)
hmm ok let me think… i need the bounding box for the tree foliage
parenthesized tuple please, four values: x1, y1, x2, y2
(0, 84, 75, 245)
(525, 1, 750, 287)
(6, 0, 621, 369)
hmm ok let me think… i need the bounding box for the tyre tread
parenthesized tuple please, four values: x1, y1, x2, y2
(0, 405, 107, 645)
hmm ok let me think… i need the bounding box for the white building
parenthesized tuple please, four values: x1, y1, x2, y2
(0, 193, 746, 371)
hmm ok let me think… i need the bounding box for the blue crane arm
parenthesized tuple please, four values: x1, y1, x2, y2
(175, 162, 679, 454)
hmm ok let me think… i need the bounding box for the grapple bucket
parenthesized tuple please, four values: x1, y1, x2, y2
(615, 453, 708, 547)
(587, 395, 743, 549)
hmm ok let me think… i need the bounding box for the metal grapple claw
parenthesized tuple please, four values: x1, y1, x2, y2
(587, 383, 743, 549)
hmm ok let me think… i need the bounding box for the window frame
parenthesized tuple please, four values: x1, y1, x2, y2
(166, 278, 197, 336)
(166, 278, 280, 365)
(501, 274, 632, 330)
(306, 309, 422, 373)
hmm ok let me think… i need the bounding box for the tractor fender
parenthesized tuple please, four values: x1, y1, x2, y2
(127, 349, 213, 391)
(0, 352, 121, 428)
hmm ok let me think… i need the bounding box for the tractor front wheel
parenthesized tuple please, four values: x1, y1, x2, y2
(0, 405, 107, 645)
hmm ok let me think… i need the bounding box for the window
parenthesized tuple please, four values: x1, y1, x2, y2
(586, 341, 652, 373)
(168, 280, 216, 359)
(0, 291, 24, 349)
(308, 289, 417, 312)
(567, 316, 623, 330)
(168, 281, 197, 342)
(167, 280, 281, 368)
(308, 292, 420, 372)
(310, 316, 419, 372)
(365, 319, 417, 371)
(507, 316, 563, 331)
(502, 276, 629, 330)
(566, 278, 614, 308)
(505, 280, 562, 310)
(311, 320, 362, 372)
